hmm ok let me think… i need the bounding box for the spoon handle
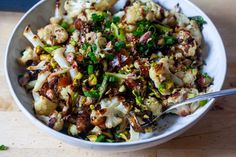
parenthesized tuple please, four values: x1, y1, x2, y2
(165, 88, 236, 113)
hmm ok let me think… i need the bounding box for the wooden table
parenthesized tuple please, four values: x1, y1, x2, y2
(1, 0, 236, 156)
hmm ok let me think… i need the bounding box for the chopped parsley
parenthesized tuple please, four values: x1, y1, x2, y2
(0, 145, 8, 151)
(91, 12, 108, 22)
(60, 21, 69, 30)
(91, 43, 97, 52)
(112, 16, 121, 24)
(190, 16, 207, 28)
(88, 52, 98, 64)
(115, 41, 126, 51)
(83, 89, 100, 98)
(82, 43, 90, 51)
(164, 36, 176, 45)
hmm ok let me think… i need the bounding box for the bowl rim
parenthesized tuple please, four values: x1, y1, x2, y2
(5, 0, 227, 149)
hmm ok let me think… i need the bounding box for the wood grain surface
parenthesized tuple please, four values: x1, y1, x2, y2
(1, 0, 236, 156)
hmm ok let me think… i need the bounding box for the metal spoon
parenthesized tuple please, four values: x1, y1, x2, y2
(141, 88, 236, 128)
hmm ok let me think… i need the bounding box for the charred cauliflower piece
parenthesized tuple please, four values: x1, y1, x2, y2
(50, 0, 63, 24)
(91, 97, 129, 128)
(149, 58, 174, 95)
(32, 71, 58, 116)
(175, 30, 198, 57)
(18, 47, 37, 65)
(167, 88, 200, 116)
(186, 20, 202, 46)
(33, 94, 57, 116)
(24, 26, 44, 48)
(64, 0, 117, 18)
(144, 97, 162, 116)
(125, 2, 144, 25)
(49, 111, 64, 131)
(140, 0, 166, 20)
(38, 24, 68, 46)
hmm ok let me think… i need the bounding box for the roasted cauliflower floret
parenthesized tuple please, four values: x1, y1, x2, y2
(86, 32, 107, 46)
(89, 126, 102, 135)
(27, 61, 47, 71)
(175, 30, 198, 57)
(32, 71, 57, 116)
(50, 0, 63, 24)
(60, 85, 74, 101)
(172, 4, 190, 27)
(140, 0, 166, 20)
(144, 97, 162, 116)
(33, 94, 57, 116)
(167, 88, 199, 116)
(64, 0, 91, 18)
(68, 124, 78, 136)
(175, 12, 190, 27)
(38, 24, 68, 46)
(183, 69, 198, 87)
(149, 58, 171, 88)
(49, 111, 64, 131)
(149, 58, 183, 95)
(64, 0, 117, 18)
(53, 48, 79, 79)
(186, 20, 202, 46)
(94, 0, 118, 11)
(24, 26, 44, 48)
(33, 71, 51, 92)
(85, 32, 107, 58)
(18, 47, 37, 65)
(91, 97, 129, 128)
(124, 2, 144, 24)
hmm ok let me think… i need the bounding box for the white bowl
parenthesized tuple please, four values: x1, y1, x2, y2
(5, 0, 226, 152)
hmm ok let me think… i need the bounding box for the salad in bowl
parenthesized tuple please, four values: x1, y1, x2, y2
(17, 0, 213, 143)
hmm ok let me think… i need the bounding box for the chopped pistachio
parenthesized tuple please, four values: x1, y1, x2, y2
(88, 74, 97, 86)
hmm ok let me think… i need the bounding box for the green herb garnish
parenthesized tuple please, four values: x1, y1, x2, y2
(91, 12, 107, 22)
(95, 135, 106, 142)
(105, 20, 112, 28)
(60, 21, 69, 30)
(82, 43, 90, 51)
(164, 36, 175, 45)
(105, 54, 115, 61)
(133, 20, 159, 37)
(88, 52, 98, 64)
(68, 28, 76, 34)
(115, 41, 126, 51)
(88, 65, 94, 75)
(83, 89, 100, 98)
(91, 43, 97, 52)
(112, 16, 121, 24)
(133, 20, 151, 37)
(0, 145, 8, 151)
(190, 16, 207, 27)
(137, 39, 156, 55)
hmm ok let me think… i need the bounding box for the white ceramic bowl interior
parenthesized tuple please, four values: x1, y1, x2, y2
(5, 0, 226, 152)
